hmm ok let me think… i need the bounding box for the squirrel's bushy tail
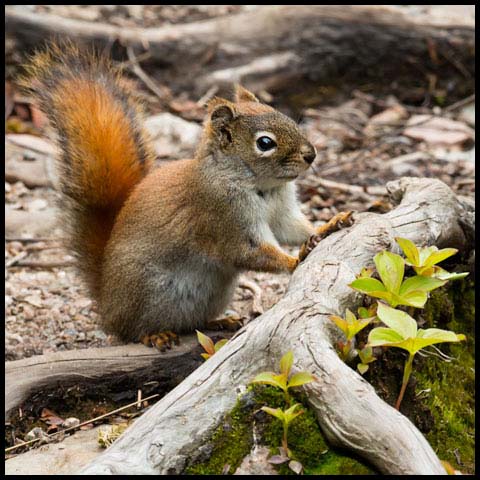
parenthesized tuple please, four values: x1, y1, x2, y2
(21, 42, 155, 294)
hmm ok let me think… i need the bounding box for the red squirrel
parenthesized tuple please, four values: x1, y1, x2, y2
(22, 43, 350, 348)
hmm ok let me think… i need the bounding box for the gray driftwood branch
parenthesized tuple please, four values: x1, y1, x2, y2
(76, 177, 473, 475)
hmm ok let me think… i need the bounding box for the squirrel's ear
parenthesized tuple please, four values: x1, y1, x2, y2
(234, 84, 259, 103)
(208, 97, 236, 125)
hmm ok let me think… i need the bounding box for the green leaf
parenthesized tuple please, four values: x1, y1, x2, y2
(369, 291, 396, 305)
(357, 363, 369, 375)
(288, 372, 315, 388)
(357, 307, 369, 319)
(284, 403, 304, 423)
(214, 339, 228, 352)
(424, 248, 458, 268)
(407, 329, 466, 354)
(370, 333, 418, 354)
(280, 351, 294, 377)
(417, 328, 466, 342)
(349, 277, 387, 293)
(251, 372, 287, 390)
(261, 406, 285, 421)
(399, 275, 446, 295)
(414, 265, 436, 276)
(368, 327, 404, 347)
(396, 290, 428, 308)
(357, 266, 374, 278)
(348, 317, 374, 339)
(329, 315, 348, 334)
(376, 303, 417, 339)
(432, 267, 469, 281)
(196, 330, 215, 355)
(374, 251, 405, 294)
(345, 308, 356, 324)
(358, 346, 375, 364)
(418, 246, 438, 265)
(200, 353, 211, 360)
(395, 237, 420, 266)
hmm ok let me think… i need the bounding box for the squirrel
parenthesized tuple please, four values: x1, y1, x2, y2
(21, 43, 351, 348)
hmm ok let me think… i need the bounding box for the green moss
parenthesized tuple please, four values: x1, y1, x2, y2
(185, 384, 376, 475)
(261, 390, 374, 475)
(414, 279, 475, 474)
(184, 396, 253, 475)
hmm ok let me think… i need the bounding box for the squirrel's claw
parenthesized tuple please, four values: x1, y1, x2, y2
(141, 331, 180, 351)
(206, 312, 244, 331)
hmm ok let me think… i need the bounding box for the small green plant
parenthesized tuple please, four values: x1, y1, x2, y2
(262, 403, 304, 456)
(251, 351, 315, 405)
(395, 237, 469, 281)
(357, 304, 377, 319)
(196, 330, 228, 360)
(357, 346, 376, 375)
(367, 302, 466, 410)
(251, 352, 316, 473)
(97, 424, 128, 448)
(349, 250, 446, 308)
(329, 309, 375, 361)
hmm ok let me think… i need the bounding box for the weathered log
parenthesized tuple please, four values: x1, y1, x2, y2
(5, 5, 474, 97)
(74, 177, 474, 475)
(5, 332, 233, 421)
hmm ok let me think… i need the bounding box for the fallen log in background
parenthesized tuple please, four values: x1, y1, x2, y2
(5, 5, 475, 98)
(73, 177, 474, 475)
(5, 332, 234, 421)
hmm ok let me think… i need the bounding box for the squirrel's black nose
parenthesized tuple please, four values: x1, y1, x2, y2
(301, 144, 316, 165)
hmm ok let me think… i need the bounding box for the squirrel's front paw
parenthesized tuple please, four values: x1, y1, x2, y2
(299, 211, 354, 263)
(315, 211, 354, 237)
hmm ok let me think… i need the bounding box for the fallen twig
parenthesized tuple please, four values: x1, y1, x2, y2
(443, 94, 475, 113)
(5, 251, 28, 268)
(317, 178, 387, 196)
(8, 260, 75, 269)
(126, 45, 171, 105)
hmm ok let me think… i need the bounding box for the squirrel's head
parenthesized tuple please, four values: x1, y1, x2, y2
(202, 85, 316, 188)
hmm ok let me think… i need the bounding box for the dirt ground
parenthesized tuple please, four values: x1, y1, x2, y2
(5, 5, 475, 361)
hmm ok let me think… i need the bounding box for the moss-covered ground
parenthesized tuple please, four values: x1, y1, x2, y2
(413, 279, 475, 473)
(185, 384, 375, 475)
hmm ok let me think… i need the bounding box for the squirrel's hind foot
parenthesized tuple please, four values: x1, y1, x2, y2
(141, 331, 180, 351)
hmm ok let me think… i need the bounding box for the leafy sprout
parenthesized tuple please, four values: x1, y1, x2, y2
(349, 250, 446, 308)
(357, 346, 376, 375)
(395, 237, 469, 281)
(368, 302, 466, 410)
(329, 309, 375, 361)
(196, 330, 228, 360)
(251, 351, 315, 405)
(262, 403, 305, 473)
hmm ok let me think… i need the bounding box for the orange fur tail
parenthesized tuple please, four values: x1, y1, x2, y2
(21, 43, 155, 294)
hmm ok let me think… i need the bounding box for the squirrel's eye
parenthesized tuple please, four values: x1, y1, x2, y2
(256, 136, 277, 152)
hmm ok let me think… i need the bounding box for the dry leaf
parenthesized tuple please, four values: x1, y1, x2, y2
(289, 459, 304, 474)
(404, 115, 474, 147)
